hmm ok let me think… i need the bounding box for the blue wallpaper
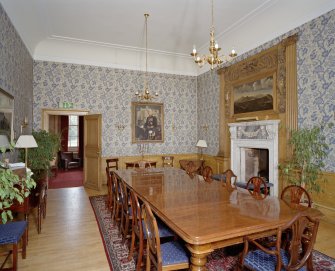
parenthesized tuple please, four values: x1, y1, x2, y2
(1, 2, 333, 171)
(197, 9, 335, 172)
(33, 62, 198, 157)
(0, 4, 33, 139)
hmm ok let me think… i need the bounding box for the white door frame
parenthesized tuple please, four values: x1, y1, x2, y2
(41, 108, 89, 131)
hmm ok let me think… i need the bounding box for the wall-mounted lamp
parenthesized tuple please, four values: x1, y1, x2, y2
(200, 125, 209, 131)
(20, 117, 28, 134)
(115, 123, 126, 131)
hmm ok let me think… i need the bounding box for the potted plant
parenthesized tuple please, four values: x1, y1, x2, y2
(279, 123, 332, 194)
(21, 130, 61, 181)
(0, 144, 36, 224)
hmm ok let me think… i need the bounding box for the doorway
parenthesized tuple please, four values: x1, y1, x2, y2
(41, 109, 89, 189)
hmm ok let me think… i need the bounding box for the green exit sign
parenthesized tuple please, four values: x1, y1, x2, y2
(59, 102, 74, 109)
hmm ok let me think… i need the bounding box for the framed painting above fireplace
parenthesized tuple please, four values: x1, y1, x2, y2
(233, 73, 276, 115)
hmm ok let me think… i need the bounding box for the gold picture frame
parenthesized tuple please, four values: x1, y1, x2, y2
(132, 102, 164, 143)
(0, 88, 14, 149)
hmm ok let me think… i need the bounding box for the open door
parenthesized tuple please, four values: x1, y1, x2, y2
(84, 114, 102, 190)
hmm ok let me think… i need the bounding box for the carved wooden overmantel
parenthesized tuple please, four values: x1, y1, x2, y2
(217, 35, 298, 170)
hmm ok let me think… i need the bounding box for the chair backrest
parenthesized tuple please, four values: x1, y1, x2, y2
(222, 169, 237, 188)
(142, 202, 162, 270)
(106, 167, 113, 209)
(202, 166, 213, 182)
(118, 178, 129, 215)
(111, 172, 120, 207)
(281, 185, 312, 208)
(130, 189, 144, 240)
(106, 158, 119, 171)
(279, 212, 319, 270)
(241, 212, 320, 271)
(246, 176, 268, 199)
(162, 156, 174, 167)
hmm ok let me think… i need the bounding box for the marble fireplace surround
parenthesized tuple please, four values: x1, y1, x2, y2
(228, 120, 280, 196)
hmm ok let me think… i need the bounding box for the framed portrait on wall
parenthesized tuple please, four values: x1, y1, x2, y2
(0, 88, 14, 149)
(132, 102, 164, 143)
(232, 72, 277, 116)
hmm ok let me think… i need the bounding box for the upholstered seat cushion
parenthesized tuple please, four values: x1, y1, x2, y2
(142, 220, 174, 238)
(161, 241, 189, 265)
(235, 181, 273, 189)
(212, 174, 226, 182)
(0, 221, 27, 245)
(244, 247, 306, 271)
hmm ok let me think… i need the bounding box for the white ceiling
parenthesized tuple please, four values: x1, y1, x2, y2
(1, 0, 335, 75)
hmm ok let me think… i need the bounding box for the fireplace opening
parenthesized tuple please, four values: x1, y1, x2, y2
(244, 148, 269, 183)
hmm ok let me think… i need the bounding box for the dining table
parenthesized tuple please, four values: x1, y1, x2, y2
(114, 167, 323, 271)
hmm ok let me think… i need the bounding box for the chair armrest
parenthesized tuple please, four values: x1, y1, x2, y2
(73, 157, 81, 166)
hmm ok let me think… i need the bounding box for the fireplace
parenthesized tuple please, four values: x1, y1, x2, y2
(228, 120, 280, 196)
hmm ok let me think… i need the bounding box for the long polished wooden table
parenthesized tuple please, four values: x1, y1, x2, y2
(114, 167, 323, 271)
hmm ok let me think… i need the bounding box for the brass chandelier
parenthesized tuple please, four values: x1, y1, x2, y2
(135, 13, 158, 101)
(190, 0, 237, 70)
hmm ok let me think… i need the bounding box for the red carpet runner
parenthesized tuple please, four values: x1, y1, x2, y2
(90, 195, 335, 271)
(48, 169, 83, 189)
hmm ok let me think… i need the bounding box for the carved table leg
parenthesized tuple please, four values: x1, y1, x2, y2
(186, 244, 212, 271)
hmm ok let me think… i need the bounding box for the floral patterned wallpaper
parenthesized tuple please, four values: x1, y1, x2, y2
(1, 3, 333, 171)
(197, 9, 335, 172)
(33, 62, 197, 157)
(0, 4, 33, 140)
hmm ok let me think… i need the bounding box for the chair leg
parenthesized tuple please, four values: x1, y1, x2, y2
(146, 245, 151, 271)
(43, 195, 47, 219)
(25, 213, 29, 244)
(136, 235, 144, 271)
(128, 230, 136, 261)
(38, 205, 42, 234)
(22, 229, 27, 259)
(13, 243, 18, 271)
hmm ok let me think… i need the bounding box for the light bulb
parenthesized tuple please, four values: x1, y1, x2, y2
(214, 42, 219, 49)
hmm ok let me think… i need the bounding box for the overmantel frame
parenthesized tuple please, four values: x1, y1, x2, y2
(217, 35, 298, 160)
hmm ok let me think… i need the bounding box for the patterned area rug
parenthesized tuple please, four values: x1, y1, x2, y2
(90, 195, 335, 271)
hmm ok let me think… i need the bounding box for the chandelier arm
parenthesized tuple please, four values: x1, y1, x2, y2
(211, 0, 214, 30)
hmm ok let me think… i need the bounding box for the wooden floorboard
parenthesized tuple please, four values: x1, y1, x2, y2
(1, 185, 334, 270)
(18, 187, 109, 271)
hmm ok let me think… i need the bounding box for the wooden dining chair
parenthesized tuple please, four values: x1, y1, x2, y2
(106, 158, 119, 171)
(128, 190, 175, 271)
(246, 176, 268, 199)
(162, 156, 174, 167)
(25, 180, 48, 234)
(142, 202, 189, 271)
(202, 166, 213, 182)
(119, 179, 132, 242)
(111, 173, 122, 226)
(240, 212, 320, 271)
(281, 185, 312, 208)
(0, 221, 27, 271)
(221, 169, 237, 188)
(106, 167, 113, 211)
